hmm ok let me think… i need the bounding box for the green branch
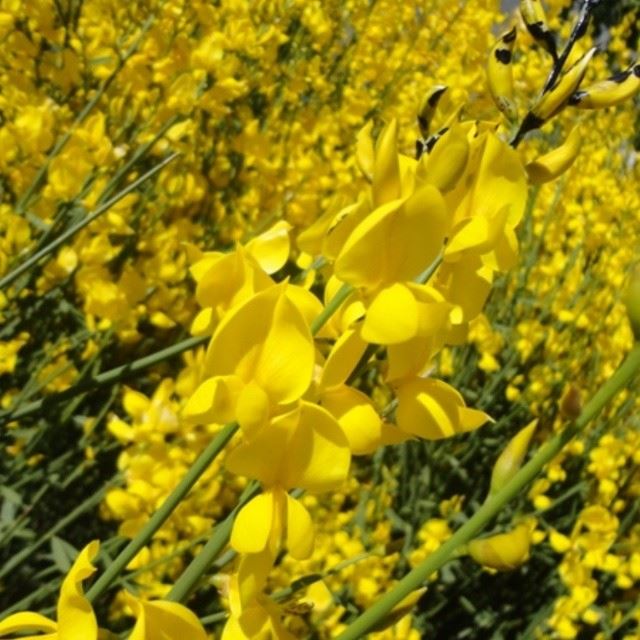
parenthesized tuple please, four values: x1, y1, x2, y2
(337, 342, 640, 640)
(0, 153, 179, 291)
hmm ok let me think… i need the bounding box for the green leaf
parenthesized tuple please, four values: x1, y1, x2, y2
(51, 536, 79, 573)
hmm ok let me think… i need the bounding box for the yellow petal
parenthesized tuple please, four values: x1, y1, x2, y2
(395, 378, 490, 440)
(320, 327, 367, 389)
(0, 612, 57, 637)
(182, 375, 244, 424)
(323, 196, 370, 262)
(490, 420, 538, 495)
(362, 284, 419, 344)
(525, 125, 581, 184)
(320, 385, 385, 455)
(226, 403, 350, 492)
(417, 124, 469, 192)
(356, 120, 374, 179)
(122, 388, 149, 419)
(245, 221, 292, 274)
(231, 493, 275, 554)
(236, 381, 270, 436)
(468, 525, 531, 571)
(57, 541, 100, 640)
(334, 198, 406, 290)
(372, 119, 401, 206)
(386, 338, 438, 382)
(230, 549, 274, 614)
(336, 185, 446, 289)
(129, 597, 207, 640)
(445, 205, 509, 259)
(190, 307, 216, 336)
(285, 494, 314, 559)
(206, 286, 314, 405)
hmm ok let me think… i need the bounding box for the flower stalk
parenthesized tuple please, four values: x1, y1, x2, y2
(337, 341, 640, 640)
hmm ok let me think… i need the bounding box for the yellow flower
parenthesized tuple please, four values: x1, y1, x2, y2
(0, 541, 208, 639)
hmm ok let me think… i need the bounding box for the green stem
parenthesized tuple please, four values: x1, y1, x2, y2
(0, 334, 207, 425)
(310, 283, 353, 335)
(337, 342, 640, 640)
(0, 153, 178, 291)
(166, 481, 260, 602)
(86, 422, 238, 603)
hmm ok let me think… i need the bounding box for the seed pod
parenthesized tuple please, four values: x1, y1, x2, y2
(468, 525, 531, 571)
(569, 63, 640, 109)
(520, 0, 558, 61)
(490, 420, 537, 495)
(417, 85, 448, 138)
(520, 47, 596, 134)
(487, 27, 518, 121)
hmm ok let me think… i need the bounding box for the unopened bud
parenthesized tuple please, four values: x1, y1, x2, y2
(468, 524, 531, 571)
(559, 385, 582, 420)
(490, 420, 537, 495)
(623, 265, 640, 340)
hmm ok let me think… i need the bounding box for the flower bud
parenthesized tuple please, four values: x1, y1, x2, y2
(468, 525, 531, 571)
(490, 420, 537, 495)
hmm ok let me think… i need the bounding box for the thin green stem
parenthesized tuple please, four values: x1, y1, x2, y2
(86, 422, 239, 603)
(166, 481, 260, 602)
(0, 335, 207, 425)
(310, 283, 353, 335)
(0, 153, 178, 291)
(337, 342, 640, 640)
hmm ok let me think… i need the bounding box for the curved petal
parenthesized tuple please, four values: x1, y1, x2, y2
(129, 597, 207, 640)
(321, 386, 385, 455)
(362, 284, 419, 344)
(0, 612, 57, 637)
(57, 541, 100, 640)
(230, 493, 275, 555)
(395, 378, 490, 440)
(245, 221, 292, 274)
(285, 495, 315, 560)
(320, 327, 368, 389)
(182, 375, 244, 424)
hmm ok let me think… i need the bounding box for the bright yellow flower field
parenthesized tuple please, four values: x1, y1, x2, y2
(1, 0, 640, 638)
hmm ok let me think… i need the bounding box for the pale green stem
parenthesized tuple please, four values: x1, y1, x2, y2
(0, 335, 207, 424)
(86, 422, 238, 603)
(0, 153, 178, 291)
(310, 283, 354, 335)
(337, 342, 640, 640)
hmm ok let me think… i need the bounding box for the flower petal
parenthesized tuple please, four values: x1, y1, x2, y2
(285, 495, 315, 560)
(0, 612, 57, 637)
(129, 597, 207, 640)
(396, 378, 490, 440)
(245, 221, 292, 274)
(231, 493, 275, 554)
(56, 541, 100, 640)
(362, 284, 419, 344)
